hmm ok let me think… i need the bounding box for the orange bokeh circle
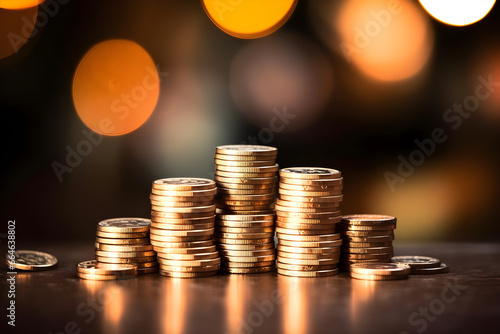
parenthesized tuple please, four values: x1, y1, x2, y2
(0, 0, 45, 10)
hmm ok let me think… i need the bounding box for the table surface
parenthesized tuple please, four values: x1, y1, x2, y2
(1, 242, 499, 334)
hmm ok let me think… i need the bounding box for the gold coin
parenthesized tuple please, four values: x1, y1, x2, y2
(151, 222, 215, 230)
(276, 211, 341, 219)
(77, 260, 138, 275)
(97, 218, 151, 233)
(150, 204, 216, 213)
(215, 181, 277, 190)
(277, 233, 341, 242)
(157, 257, 221, 267)
(350, 272, 408, 281)
(5, 250, 57, 271)
(342, 230, 394, 237)
(278, 251, 339, 260)
(276, 216, 341, 224)
(390, 255, 442, 269)
(216, 204, 275, 211)
(96, 231, 149, 239)
(149, 190, 215, 201)
(216, 170, 277, 178)
(279, 167, 341, 180)
(95, 250, 156, 258)
(151, 216, 215, 224)
(341, 246, 393, 254)
(221, 255, 276, 263)
(338, 224, 395, 231)
(277, 268, 339, 277)
(280, 177, 343, 186)
(350, 263, 411, 276)
(152, 178, 216, 191)
(216, 243, 275, 251)
(275, 222, 337, 230)
(151, 240, 214, 248)
(276, 199, 340, 209)
(213, 232, 274, 240)
(277, 245, 339, 254)
(275, 205, 340, 213)
(275, 227, 336, 235)
(149, 234, 212, 242)
(278, 239, 342, 248)
(218, 188, 275, 195)
(214, 237, 273, 245)
(135, 261, 159, 268)
(217, 193, 276, 201)
(216, 213, 275, 221)
(217, 164, 279, 173)
(215, 175, 278, 185)
(138, 267, 159, 275)
(277, 257, 338, 266)
(159, 270, 218, 278)
(340, 258, 390, 266)
(222, 266, 276, 274)
(219, 249, 276, 257)
(215, 145, 277, 157)
(150, 228, 214, 237)
(149, 188, 217, 197)
(157, 251, 219, 261)
(279, 183, 343, 191)
(149, 199, 214, 207)
(77, 272, 136, 281)
(341, 214, 397, 226)
(276, 262, 337, 271)
(96, 256, 157, 264)
(96, 244, 153, 252)
(216, 220, 274, 228)
(340, 253, 393, 260)
(159, 264, 220, 272)
(217, 226, 274, 234)
(215, 153, 276, 161)
(216, 199, 274, 206)
(151, 211, 214, 219)
(342, 241, 392, 248)
(153, 245, 216, 254)
(278, 189, 342, 197)
(214, 159, 276, 167)
(95, 237, 150, 245)
(343, 235, 394, 243)
(279, 194, 343, 203)
(221, 260, 275, 268)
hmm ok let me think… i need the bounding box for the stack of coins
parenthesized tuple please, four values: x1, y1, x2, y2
(95, 218, 158, 275)
(349, 263, 411, 281)
(275, 167, 344, 277)
(339, 214, 396, 270)
(213, 145, 279, 273)
(150, 178, 221, 278)
(77, 260, 138, 281)
(215, 212, 276, 273)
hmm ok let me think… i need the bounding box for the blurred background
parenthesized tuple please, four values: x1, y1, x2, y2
(1, 0, 499, 243)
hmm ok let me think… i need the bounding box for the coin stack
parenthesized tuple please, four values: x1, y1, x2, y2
(95, 218, 158, 275)
(349, 262, 411, 281)
(150, 178, 221, 278)
(275, 167, 344, 277)
(213, 145, 279, 273)
(339, 214, 396, 270)
(391, 255, 449, 275)
(77, 260, 138, 281)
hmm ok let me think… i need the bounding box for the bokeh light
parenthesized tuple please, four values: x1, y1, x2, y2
(229, 33, 334, 132)
(72, 39, 160, 136)
(201, 0, 297, 39)
(0, 0, 44, 9)
(0, 7, 38, 59)
(419, 0, 496, 26)
(334, 0, 434, 82)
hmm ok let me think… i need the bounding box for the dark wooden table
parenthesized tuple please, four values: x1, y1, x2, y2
(1, 242, 499, 334)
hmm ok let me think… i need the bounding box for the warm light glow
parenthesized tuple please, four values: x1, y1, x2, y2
(103, 285, 124, 328)
(162, 279, 185, 334)
(336, 0, 433, 82)
(201, 0, 297, 39)
(0, 0, 44, 9)
(72, 39, 160, 136)
(0, 7, 38, 59)
(419, 0, 496, 26)
(226, 274, 247, 333)
(279, 276, 307, 334)
(229, 34, 333, 132)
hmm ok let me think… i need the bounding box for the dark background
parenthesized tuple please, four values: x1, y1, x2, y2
(1, 0, 499, 243)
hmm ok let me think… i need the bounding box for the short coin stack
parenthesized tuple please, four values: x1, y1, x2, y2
(391, 255, 449, 275)
(150, 178, 221, 278)
(275, 167, 344, 277)
(77, 260, 138, 281)
(213, 145, 279, 273)
(95, 218, 158, 275)
(339, 214, 396, 270)
(349, 262, 411, 281)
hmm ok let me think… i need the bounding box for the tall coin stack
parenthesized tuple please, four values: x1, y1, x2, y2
(213, 145, 278, 274)
(339, 214, 396, 270)
(95, 218, 159, 275)
(275, 168, 344, 277)
(150, 178, 221, 278)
